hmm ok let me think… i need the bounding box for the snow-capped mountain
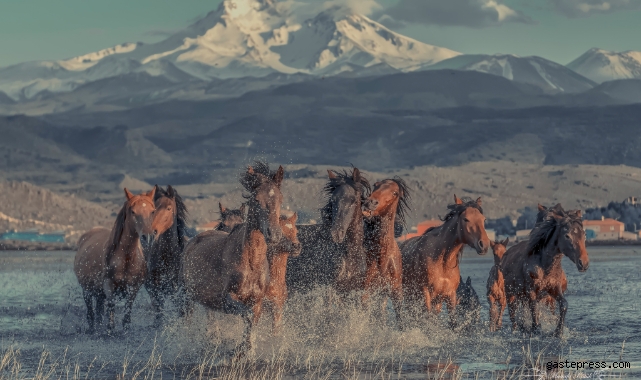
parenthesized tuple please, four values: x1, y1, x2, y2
(0, 0, 459, 101)
(567, 48, 641, 84)
(424, 54, 595, 93)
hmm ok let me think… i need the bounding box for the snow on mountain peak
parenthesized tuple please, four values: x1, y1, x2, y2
(567, 48, 641, 83)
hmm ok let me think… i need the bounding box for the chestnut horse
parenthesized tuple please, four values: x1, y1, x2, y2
(501, 204, 588, 336)
(144, 185, 189, 327)
(487, 238, 509, 331)
(181, 162, 285, 356)
(286, 168, 370, 295)
(74, 188, 158, 334)
(361, 177, 411, 327)
(401, 195, 490, 328)
(264, 213, 302, 334)
(216, 202, 246, 233)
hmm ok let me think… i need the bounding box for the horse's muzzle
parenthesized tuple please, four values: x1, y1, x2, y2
(577, 259, 589, 272)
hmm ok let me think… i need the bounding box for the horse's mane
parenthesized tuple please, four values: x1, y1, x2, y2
(439, 197, 484, 223)
(527, 204, 583, 256)
(155, 185, 189, 250)
(240, 160, 275, 194)
(391, 176, 411, 234)
(320, 168, 371, 225)
(106, 201, 129, 262)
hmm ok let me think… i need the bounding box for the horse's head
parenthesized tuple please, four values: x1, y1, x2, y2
(558, 210, 589, 272)
(150, 185, 178, 238)
(124, 187, 157, 240)
(528, 206, 589, 272)
(323, 168, 370, 244)
(278, 213, 302, 257)
(241, 162, 285, 243)
(217, 202, 246, 233)
(490, 237, 509, 264)
(449, 195, 490, 255)
(363, 176, 411, 220)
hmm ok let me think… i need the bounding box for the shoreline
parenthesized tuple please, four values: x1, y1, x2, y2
(0, 240, 77, 251)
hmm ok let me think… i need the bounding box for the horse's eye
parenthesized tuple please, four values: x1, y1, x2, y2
(167, 206, 172, 211)
(393, 192, 398, 197)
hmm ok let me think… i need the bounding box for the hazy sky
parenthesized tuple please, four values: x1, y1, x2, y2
(0, 0, 639, 68)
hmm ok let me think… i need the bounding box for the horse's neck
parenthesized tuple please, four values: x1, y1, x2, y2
(433, 217, 464, 267)
(539, 244, 564, 273)
(365, 213, 397, 260)
(112, 222, 141, 260)
(344, 207, 365, 257)
(158, 222, 181, 258)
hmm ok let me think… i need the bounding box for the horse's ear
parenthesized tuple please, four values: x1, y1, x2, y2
(352, 168, 361, 184)
(538, 203, 547, 212)
(573, 210, 582, 218)
(124, 188, 134, 201)
(219, 202, 226, 214)
(502, 237, 510, 246)
(466, 276, 472, 286)
(273, 165, 284, 187)
(327, 170, 337, 179)
(476, 197, 482, 207)
(147, 186, 156, 200)
(239, 203, 246, 216)
(454, 194, 463, 205)
(289, 212, 298, 223)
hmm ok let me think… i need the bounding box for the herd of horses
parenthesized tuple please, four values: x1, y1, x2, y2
(73, 162, 590, 357)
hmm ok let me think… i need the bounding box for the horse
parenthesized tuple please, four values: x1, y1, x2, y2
(455, 276, 481, 329)
(401, 195, 490, 328)
(216, 202, 246, 233)
(361, 177, 411, 327)
(500, 204, 588, 336)
(487, 238, 509, 331)
(264, 213, 302, 334)
(74, 187, 158, 334)
(286, 168, 370, 295)
(144, 185, 189, 327)
(181, 162, 285, 356)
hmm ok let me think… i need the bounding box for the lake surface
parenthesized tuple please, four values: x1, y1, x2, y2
(0, 247, 639, 379)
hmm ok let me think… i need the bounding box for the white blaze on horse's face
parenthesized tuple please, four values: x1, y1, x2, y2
(269, 189, 275, 197)
(285, 223, 293, 229)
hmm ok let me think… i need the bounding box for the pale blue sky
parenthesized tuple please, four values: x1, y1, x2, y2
(0, 0, 639, 68)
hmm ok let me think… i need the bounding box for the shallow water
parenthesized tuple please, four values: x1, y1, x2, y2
(0, 247, 639, 379)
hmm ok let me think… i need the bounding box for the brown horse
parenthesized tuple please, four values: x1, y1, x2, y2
(501, 204, 588, 336)
(286, 168, 370, 295)
(264, 213, 302, 334)
(74, 187, 158, 334)
(361, 177, 411, 327)
(487, 237, 509, 332)
(181, 162, 284, 356)
(216, 202, 246, 233)
(144, 185, 189, 327)
(401, 195, 490, 328)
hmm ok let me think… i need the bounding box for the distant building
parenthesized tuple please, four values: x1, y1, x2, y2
(623, 197, 638, 205)
(195, 221, 221, 233)
(485, 229, 496, 242)
(584, 218, 625, 240)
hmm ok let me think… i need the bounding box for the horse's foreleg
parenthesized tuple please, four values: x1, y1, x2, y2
(122, 287, 139, 332)
(488, 296, 498, 332)
(391, 284, 404, 331)
(507, 296, 519, 332)
(498, 295, 506, 330)
(422, 286, 433, 315)
(445, 293, 457, 330)
(528, 291, 541, 335)
(147, 285, 164, 328)
(272, 293, 286, 336)
(103, 280, 116, 335)
(554, 294, 568, 337)
(82, 290, 95, 334)
(95, 291, 106, 329)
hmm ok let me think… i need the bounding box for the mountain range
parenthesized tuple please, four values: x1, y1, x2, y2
(0, 0, 639, 113)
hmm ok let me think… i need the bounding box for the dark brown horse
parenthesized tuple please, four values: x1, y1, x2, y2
(264, 213, 302, 334)
(144, 185, 189, 327)
(487, 238, 509, 331)
(361, 177, 411, 327)
(501, 204, 588, 336)
(74, 188, 158, 334)
(216, 202, 246, 233)
(286, 168, 370, 295)
(401, 195, 490, 328)
(181, 162, 285, 356)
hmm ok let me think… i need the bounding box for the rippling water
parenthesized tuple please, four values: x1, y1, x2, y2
(0, 247, 639, 378)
